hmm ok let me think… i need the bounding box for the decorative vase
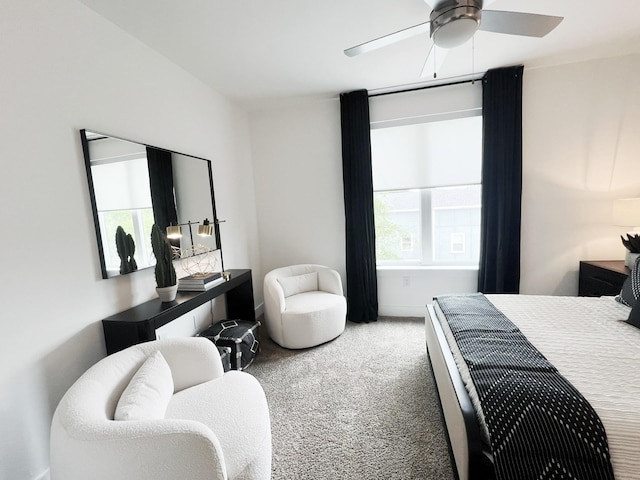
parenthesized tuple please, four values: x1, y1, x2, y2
(625, 251, 640, 269)
(156, 284, 178, 303)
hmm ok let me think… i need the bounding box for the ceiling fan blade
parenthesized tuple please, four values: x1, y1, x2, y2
(344, 21, 430, 57)
(479, 10, 563, 38)
(420, 43, 448, 78)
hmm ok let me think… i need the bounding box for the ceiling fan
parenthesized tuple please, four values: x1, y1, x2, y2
(344, 0, 563, 78)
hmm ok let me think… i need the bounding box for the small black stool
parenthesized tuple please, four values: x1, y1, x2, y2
(199, 320, 260, 371)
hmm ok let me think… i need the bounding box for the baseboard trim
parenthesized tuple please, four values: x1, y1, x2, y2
(256, 302, 421, 319)
(378, 304, 427, 317)
(255, 302, 264, 319)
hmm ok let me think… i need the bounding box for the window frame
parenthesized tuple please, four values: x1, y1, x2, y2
(369, 80, 483, 269)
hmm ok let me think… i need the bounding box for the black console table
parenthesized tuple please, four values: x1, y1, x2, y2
(102, 269, 254, 354)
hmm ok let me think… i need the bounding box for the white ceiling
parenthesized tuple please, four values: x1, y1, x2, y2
(79, 0, 640, 110)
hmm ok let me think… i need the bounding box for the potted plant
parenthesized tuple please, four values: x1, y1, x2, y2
(621, 233, 640, 269)
(151, 224, 178, 302)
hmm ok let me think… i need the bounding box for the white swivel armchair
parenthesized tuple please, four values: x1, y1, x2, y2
(263, 264, 347, 349)
(50, 337, 271, 480)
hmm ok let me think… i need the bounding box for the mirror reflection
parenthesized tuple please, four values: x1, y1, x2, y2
(81, 130, 221, 279)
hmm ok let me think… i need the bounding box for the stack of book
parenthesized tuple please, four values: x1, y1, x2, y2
(177, 272, 225, 291)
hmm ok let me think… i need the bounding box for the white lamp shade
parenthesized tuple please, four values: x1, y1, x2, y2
(613, 198, 640, 227)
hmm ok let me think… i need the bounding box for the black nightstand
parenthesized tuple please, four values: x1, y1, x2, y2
(578, 260, 629, 297)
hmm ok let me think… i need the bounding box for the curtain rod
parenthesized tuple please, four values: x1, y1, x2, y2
(368, 71, 485, 98)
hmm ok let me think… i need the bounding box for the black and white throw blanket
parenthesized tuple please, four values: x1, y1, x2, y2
(435, 294, 615, 480)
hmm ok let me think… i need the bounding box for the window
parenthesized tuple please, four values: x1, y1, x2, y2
(369, 83, 483, 267)
(99, 208, 155, 273)
(374, 184, 481, 266)
(91, 155, 156, 274)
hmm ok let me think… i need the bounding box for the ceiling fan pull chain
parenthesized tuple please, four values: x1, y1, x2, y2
(433, 47, 437, 79)
(471, 35, 475, 84)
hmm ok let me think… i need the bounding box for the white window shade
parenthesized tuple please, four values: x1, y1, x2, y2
(92, 158, 153, 211)
(369, 81, 482, 129)
(369, 81, 483, 191)
(89, 135, 153, 211)
(371, 115, 482, 191)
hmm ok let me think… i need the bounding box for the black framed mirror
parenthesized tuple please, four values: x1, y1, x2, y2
(80, 129, 222, 279)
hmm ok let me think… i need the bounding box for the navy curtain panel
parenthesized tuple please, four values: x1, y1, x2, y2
(340, 89, 378, 323)
(147, 146, 179, 247)
(478, 65, 524, 293)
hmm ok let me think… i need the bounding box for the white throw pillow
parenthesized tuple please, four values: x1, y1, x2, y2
(278, 272, 318, 297)
(114, 350, 174, 421)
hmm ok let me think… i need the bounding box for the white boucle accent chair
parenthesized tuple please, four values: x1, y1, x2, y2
(50, 337, 271, 480)
(263, 264, 347, 349)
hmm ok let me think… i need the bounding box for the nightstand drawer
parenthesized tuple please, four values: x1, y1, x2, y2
(579, 261, 629, 297)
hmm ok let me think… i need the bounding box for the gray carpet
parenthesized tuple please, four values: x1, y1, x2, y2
(249, 316, 455, 480)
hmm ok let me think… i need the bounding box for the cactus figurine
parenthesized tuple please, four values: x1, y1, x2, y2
(151, 224, 177, 289)
(115, 226, 138, 275)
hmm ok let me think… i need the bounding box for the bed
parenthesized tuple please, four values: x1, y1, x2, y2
(425, 294, 640, 480)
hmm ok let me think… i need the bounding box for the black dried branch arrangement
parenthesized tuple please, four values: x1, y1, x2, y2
(621, 233, 640, 253)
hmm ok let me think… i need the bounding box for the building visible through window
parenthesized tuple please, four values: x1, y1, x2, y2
(450, 233, 465, 254)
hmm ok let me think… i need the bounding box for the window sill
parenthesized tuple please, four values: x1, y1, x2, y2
(377, 265, 479, 271)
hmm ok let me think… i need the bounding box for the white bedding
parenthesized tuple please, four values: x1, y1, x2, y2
(434, 294, 640, 480)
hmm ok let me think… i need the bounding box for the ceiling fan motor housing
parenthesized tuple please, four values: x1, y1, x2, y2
(430, 0, 482, 48)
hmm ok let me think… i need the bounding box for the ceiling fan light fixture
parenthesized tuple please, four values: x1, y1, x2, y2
(431, 5, 481, 48)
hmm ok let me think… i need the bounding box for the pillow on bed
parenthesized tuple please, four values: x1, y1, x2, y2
(628, 301, 640, 329)
(615, 256, 640, 307)
(616, 277, 637, 308)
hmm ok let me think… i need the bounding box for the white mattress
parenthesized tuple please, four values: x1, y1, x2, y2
(434, 294, 640, 480)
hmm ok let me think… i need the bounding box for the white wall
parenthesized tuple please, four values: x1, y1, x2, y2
(521, 54, 640, 294)
(249, 99, 347, 283)
(0, 1, 259, 479)
(377, 267, 478, 316)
